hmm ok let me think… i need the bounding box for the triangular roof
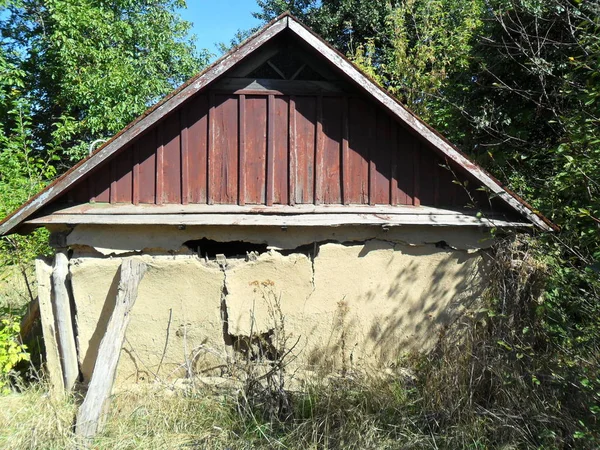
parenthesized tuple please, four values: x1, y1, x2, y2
(0, 13, 555, 234)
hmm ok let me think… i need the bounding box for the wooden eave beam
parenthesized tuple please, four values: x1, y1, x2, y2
(25, 212, 532, 228)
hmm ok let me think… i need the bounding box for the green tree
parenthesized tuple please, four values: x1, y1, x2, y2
(1, 0, 209, 165)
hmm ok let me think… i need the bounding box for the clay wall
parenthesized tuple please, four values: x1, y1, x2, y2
(60, 225, 493, 382)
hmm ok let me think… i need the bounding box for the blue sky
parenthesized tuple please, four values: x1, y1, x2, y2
(179, 1, 263, 57)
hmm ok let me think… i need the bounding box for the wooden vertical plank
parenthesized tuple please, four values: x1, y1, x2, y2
(132, 144, 140, 205)
(244, 96, 267, 204)
(390, 122, 399, 206)
(347, 97, 370, 204)
(266, 94, 275, 206)
(418, 148, 435, 205)
(76, 258, 147, 441)
(211, 95, 239, 204)
(181, 109, 189, 205)
(315, 96, 324, 205)
(289, 96, 297, 206)
(238, 94, 246, 206)
(52, 250, 78, 392)
(110, 161, 117, 204)
(94, 164, 111, 203)
(69, 179, 89, 204)
(161, 115, 182, 204)
(156, 124, 164, 205)
(138, 130, 157, 204)
(342, 97, 350, 205)
(272, 96, 289, 204)
(294, 96, 316, 204)
(207, 93, 215, 204)
(396, 125, 415, 205)
(35, 257, 64, 398)
(187, 95, 208, 204)
(437, 157, 456, 207)
(413, 141, 421, 206)
(115, 148, 133, 203)
(369, 109, 377, 206)
(433, 161, 440, 207)
(371, 111, 392, 205)
(321, 97, 343, 204)
(88, 176, 96, 204)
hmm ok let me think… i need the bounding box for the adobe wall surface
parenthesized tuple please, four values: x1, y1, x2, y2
(61, 225, 494, 383)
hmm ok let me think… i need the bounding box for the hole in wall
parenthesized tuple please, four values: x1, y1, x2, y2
(184, 238, 268, 259)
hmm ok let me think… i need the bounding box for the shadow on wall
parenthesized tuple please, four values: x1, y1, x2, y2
(304, 242, 490, 371)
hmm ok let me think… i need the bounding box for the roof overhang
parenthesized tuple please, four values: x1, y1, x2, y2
(25, 204, 533, 228)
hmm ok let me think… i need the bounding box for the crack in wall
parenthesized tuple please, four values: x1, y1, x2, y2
(218, 264, 234, 346)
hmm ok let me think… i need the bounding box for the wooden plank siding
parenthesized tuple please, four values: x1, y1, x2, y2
(57, 92, 491, 209)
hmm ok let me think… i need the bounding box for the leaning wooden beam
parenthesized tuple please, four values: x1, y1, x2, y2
(52, 250, 79, 391)
(75, 258, 147, 441)
(35, 257, 64, 397)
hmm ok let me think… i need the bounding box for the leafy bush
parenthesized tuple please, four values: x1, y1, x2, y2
(0, 315, 29, 393)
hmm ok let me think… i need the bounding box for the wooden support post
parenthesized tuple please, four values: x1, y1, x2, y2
(76, 258, 147, 441)
(35, 257, 64, 397)
(52, 250, 79, 392)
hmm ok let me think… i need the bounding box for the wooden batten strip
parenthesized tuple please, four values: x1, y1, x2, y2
(390, 123, 399, 206)
(156, 126, 164, 205)
(413, 141, 421, 206)
(180, 109, 189, 205)
(207, 93, 215, 205)
(341, 97, 350, 205)
(315, 96, 324, 205)
(238, 94, 246, 206)
(288, 96, 297, 206)
(132, 143, 140, 205)
(266, 94, 275, 206)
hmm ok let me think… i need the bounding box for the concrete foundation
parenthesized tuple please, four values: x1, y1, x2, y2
(61, 225, 493, 383)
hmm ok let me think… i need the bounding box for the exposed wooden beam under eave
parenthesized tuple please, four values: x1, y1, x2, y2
(26, 213, 532, 228)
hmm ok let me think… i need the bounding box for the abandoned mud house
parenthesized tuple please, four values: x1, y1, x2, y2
(1, 14, 554, 391)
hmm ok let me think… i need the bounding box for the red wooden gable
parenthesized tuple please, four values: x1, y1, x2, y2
(59, 92, 493, 211)
(0, 15, 555, 234)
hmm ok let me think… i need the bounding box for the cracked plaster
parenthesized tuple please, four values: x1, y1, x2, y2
(66, 225, 492, 382)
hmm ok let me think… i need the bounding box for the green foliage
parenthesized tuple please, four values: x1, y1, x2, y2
(0, 316, 29, 393)
(1, 0, 209, 163)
